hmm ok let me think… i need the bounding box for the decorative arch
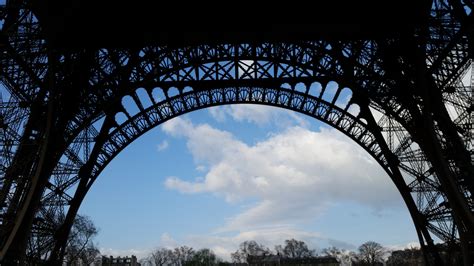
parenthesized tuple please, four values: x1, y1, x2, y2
(44, 83, 439, 263)
(31, 43, 453, 264)
(1, 1, 471, 263)
(94, 86, 384, 181)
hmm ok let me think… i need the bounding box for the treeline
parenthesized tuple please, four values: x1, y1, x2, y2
(25, 215, 467, 265)
(139, 239, 425, 266)
(142, 246, 220, 266)
(141, 239, 319, 265)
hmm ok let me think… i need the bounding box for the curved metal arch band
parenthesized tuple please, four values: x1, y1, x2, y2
(91, 86, 386, 185)
(43, 42, 452, 263)
(66, 42, 353, 152)
(57, 85, 442, 262)
(1, 3, 471, 263)
(41, 43, 453, 262)
(48, 85, 426, 263)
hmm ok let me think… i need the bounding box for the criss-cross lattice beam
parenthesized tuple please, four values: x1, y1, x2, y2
(0, 0, 472, 264)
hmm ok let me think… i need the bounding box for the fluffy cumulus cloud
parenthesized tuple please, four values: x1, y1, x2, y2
(161, 117, 403, 232)
(208, 105, 308, 127)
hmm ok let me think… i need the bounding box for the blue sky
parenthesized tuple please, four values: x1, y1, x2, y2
(79, 104, 420, 260)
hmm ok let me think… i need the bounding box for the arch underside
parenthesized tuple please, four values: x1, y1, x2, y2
(98, 86, 385, 179)
(24, 39, 469, 261)
(37, 84, 456, 259)
(0, 6, 471, 260)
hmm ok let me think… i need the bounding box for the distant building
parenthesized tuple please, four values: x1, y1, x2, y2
(247, 255, 339, 266)
(101, 255, 140, 266)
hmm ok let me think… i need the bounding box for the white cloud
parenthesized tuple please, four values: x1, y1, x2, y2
(386, 241, 421, 251)
(160, 233, 179, 248)
(157, 140, 169, 151)
(195, 165, 207, 172)
(165, 176, 206, 194)
(208, 106, 227, 122)
(162, 118, 193, 137)
(161, 117, 403, 232)
(226, 105, 274, 124)
(208, 105, 308, 128)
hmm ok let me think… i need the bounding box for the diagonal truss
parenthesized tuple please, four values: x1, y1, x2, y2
(0, 0, 472, 264)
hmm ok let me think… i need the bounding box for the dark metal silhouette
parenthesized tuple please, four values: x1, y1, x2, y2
(0, 0, 472, 265)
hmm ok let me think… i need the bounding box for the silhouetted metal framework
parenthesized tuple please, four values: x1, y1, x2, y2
(0, 0, 473, 265)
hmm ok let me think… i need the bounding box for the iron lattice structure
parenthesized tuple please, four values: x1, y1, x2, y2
(0, 0, 473, 265)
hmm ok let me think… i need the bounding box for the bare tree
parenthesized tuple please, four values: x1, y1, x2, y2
(172, 246, 195, 265)
(322, 246, 356, 266)
(144, 246, 199, 266)
(231, 241, 272, 263)
(64, 214, 100, 265)
(139, 257, 153, 266)
(357, 241, 386, 265)
(186, 248, 220, 265)
(79, 245, 101, 265)
(150, 248, 174, 266)
(145, 247, 223, 266)
(322, 246, 341, 257)
(278, 239, 314, 258)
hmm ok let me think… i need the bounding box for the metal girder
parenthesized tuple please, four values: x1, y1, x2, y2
(0, 0, 472, 264)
